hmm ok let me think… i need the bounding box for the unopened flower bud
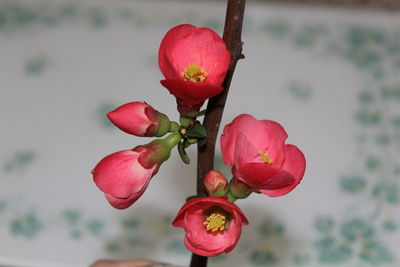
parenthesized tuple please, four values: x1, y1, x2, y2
(107, 102, 171, 137)
(92, 149, 157, 210)
(228, 177, 252, 200)
(92, 133, 181, 209)
(204, 170, 228, 196)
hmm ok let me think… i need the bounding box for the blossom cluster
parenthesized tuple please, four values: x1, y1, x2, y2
(91, 24, 306, 257)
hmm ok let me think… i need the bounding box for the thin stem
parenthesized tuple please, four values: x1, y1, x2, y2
(190, 0, 246, 266)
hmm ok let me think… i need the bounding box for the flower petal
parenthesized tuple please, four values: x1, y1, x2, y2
(160, 79, 223, 108)
(233, 133, 260, 167)
(236, 162, 295, 192)
(221, 114, 288, 166)
(104, 187, 146, 209)
(172, 197, 248, 226)
(159, 24, 230, 85)
(261, 144, 306, 197)
(93, 150, 154, 198)
(259, 120, 288, 166)
(221, 114, 263, 165)
(159, 24, 198, 80)
(182, 205, 244, 257)
(107, 102, 152, 136)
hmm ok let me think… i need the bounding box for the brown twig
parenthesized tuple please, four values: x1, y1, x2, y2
(190, 0, 246, 266)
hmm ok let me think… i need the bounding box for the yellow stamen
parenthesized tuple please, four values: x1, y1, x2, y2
(203, 212, 226, 232)
(183, 63, 207, 82)
(180, 128, 187, 135)
(258, 151, 272, 164)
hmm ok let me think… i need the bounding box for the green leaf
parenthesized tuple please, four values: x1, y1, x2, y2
(177, 142, 190, 164)
(186, 122, 207, 138)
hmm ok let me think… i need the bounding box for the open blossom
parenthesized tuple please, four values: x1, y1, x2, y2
(158, 24, 230, 114)
(172, 197, 248, 257)
(92, 134, 181, 209)
(220, 114, 306, 197)
(107, 102, 171, 137)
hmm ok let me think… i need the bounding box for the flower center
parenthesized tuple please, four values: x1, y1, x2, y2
(203, 212, 226, 232)
(183, 63, 207, 82)
(258, 151, 272, 164)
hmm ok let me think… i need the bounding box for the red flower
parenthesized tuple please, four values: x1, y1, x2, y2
(172, 197, 248, 257)
(158, 24, 230, 114)
(220, 114, 306, 197)
(107, 102, 171, 137)
(92, 134, 181, 209)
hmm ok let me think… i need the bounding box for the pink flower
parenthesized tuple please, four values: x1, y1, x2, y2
(172, 197, 248, 257)
(204, 170, 228, 196)
(220, 114, 306, 197)
(92, 133, 181, 209)
(158, 24, 230, 114)
(107, 102, 170, 137)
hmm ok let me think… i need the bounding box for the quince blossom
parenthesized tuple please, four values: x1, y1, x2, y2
(172, 196, 248, 257)
(220, 114, 306, 197)
(158, 24, 230, 114)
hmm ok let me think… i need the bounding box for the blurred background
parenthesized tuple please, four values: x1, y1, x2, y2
(1, 0, 400, 266)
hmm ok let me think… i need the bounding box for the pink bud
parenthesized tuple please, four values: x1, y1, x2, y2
(204, 170, 228, 196)
(228, 177, 252, 200)
(92, 149, 157, 209)
(107, 102, 170, 137)
(92, 133, 182, 209)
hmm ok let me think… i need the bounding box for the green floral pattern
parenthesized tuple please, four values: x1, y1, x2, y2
(1, 0, 399, 266)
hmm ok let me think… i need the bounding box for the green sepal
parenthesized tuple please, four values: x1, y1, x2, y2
(182, 139, 191, 149)
(227, 192, 238, 203)
(186, 122, 207, 138)
(138, 133, 181, 169)
(178, 141, 190, 164)
(179, 116, 194, 128)
(154, 113, 170, 137)
(169, 121, 180, 132)
(228, 179, 252, 200)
